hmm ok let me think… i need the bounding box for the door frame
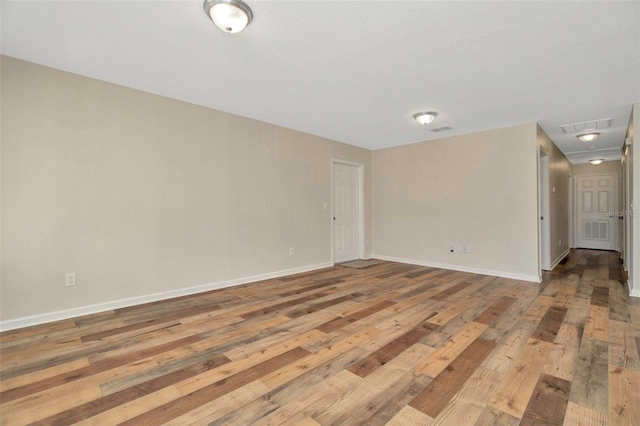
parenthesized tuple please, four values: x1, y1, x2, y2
(538, 148, 551, 272)
(623, 145, 632, 272)
(331, 159, 365, 263)
(569, 174, 574, 248)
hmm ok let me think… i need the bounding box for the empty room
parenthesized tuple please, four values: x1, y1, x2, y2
(1, 1, 639, 425)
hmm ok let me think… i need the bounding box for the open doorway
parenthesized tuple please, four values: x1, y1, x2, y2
(539, 148, 551, 271)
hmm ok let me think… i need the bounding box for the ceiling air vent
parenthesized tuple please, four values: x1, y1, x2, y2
(561, 118, 612, 134)
(431, 126, 452, 133)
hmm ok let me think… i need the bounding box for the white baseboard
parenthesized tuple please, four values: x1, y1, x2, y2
(371, 254, 540, 283)
(0, 262, 333, 332)
(550, 248, 571, 271)
(629, 278, 640, 298)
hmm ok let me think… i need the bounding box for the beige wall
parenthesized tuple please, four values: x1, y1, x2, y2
(572, 161, 621, 176)
(372, 123, 540, 281)
(538, 126, 572, 267)
(4, 55, 610, 326)
(1, 56, 372, 324)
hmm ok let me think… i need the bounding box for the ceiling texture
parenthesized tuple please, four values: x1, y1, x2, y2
(2, 1, 639, 164)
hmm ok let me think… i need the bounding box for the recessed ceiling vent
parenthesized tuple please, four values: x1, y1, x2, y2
(431, 126, 452, 133)
(561, 118, 612, 134)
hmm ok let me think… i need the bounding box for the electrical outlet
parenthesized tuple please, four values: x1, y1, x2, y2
(289, 247, 295, 256)
(65, 272, 77, 287)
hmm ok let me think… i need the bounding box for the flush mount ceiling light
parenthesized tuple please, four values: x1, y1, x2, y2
(589, 159, 604, 165)
(413, 112, 438, 126)
(203, 0, 253, 33)
(577, 132, 600, 143)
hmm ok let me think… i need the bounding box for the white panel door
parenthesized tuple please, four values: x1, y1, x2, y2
(333, 163, 359, 263)
(575, 174, 616, 250)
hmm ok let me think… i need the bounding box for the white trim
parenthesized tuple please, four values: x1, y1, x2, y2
(568, 175, 574, 248)
(539, 150, 551, 271)
(331, 159, 365, 262)
(550, 248, 571, 271)
(0, 262, 332, 332)
(372, 254, 541, 283)
(629, 277, 639, 297)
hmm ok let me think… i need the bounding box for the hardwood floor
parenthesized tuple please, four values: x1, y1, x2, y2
(1, 249, 639, 425)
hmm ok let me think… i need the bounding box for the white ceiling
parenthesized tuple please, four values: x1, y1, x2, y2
(2, 1, 639, 163)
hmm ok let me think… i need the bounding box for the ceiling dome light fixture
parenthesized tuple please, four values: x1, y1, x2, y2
(589, 159, 604, 166)
(413, 112, 438, 126)
(203, 0, 253, 33)
(577, 132, 600, 143)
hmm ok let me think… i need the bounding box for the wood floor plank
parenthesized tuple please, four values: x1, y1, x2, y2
(530, 306, 568, 343)
(569, 337, 609, 414)
(316, 300, 396, 333)
(386, 405, 435, 426)
(0, 334, 201, 403)
(0, 358, 90, 394)
(489, 338, 553, 418)
(262, 327, 380, 389)
(551, 277, 578, 309)
(542, 323, 581, 381)
(590, 286, 609, 308)
(250, 369, 362, 426)
(584, 305, 609, 342)
(210, 347, 370, 425)
(1, 250, 637, 425)
(161, 379, 271, 426)
(175, 330, 318, 396)
(0, 320, 77, 345)
(431, 366, 504, 425)
(609, 280, 631, 323)
(414, 321, 488, 377)
(409, 338, 496, 418)
(240, 292, 331, 320)
(481, 288, 538, 343)
(564, 294, 591, 327)
(121, 347, 311, 426)
(286, 293, 364, 318)
(313, 349, 431, 425)
(341, 353, 433, 424)
(296, 417, 322, 426)
(427, 297, 484, 326)
(481, 320, 537, 374)
(30, 353, 231, 425)
(608, 365, 640, 425)
(347, 320, 437, 378)
(475, 406, 521, 426)
(80, 305, 220, 342)
(563, 401, 608, 426)
(474, 296, 518, 325)
(73, 386, 183, 426)
(521, 295, 555, 324)
(0, 357, 158, 425)
(429, 281, 471, 301)
(609, 319, 640, 370)
(519, 372, 571, 425)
